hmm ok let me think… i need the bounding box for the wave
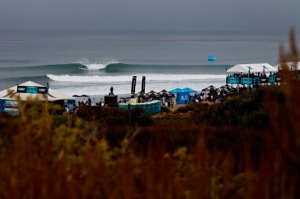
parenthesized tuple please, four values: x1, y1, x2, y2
(75, 59, 120, 71)
(47, 74, 226, 83)
(0, 62, 140, 73)
(0, 60, 121, 71)
(0, 59, 231, 76)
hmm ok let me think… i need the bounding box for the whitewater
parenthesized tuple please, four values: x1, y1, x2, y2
(47, 74, 226, 83)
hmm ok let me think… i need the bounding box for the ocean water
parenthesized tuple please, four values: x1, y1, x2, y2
(0, 30, 296, 98)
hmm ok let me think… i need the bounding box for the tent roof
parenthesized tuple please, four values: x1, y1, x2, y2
(169, 87, 197, 93)
(227, 63, 277, 73)
(0, 81, 75, 101)
(274, 62, 300, 70)
(202, 85, 218, 92)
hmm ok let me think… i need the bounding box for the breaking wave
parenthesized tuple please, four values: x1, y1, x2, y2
(76, 59, 120, 71)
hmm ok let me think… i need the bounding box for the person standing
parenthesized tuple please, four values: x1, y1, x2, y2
(100, 98, 103, 106)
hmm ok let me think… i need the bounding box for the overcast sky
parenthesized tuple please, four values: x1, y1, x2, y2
(0, 0, 300, 33)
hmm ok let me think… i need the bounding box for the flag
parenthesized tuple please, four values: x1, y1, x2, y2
(46, 82, 50, 90)
(131, 76, 137, 95)
(141, 76, 146, 93)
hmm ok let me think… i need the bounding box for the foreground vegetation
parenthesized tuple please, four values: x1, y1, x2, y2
(0, 30, 300, 198)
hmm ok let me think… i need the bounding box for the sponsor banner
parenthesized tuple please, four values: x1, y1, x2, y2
(268, 76, 276, 83)
(253, 77, 260, 84)
(131, 76, 137, 95)
(38, 87, 48, 93)
(141, 76, 146, 93)
(177, 92, 189, 104)
(276, 77, 281, 82)
(17, 86, 48, 94)
(226, 77, 239, 84)
(260, 77, 268, 83)
(17, 86, 27, 93)
(240, 78, 252, 85)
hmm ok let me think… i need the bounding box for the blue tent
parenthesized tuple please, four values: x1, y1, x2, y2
(169, 88, 182, 93)
(181, 87, 197, 93)
(169, 87, 197, 104)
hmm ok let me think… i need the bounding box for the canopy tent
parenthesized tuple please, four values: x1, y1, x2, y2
(222, 84, 237, 92)
(169, 87, 197, 94)
(169, 87, 197, 104)
(0, 81, 75, 101)
(227, 63, 277, 74)
(138, 93, 149, 98)
(147, 90, 157, 94)
(146, 90, 160, 99)
(274, 62, 300, 70)
(134, 91, 149, 98)
(147, 92, 159, 98)
(169, 88, 182, 93)
(160, 89, 168, 93)
(218, 84, 238, 94)
(159, 89, 173, 97)
(201, 85, 218, 92)
(0, 81, 75, 113)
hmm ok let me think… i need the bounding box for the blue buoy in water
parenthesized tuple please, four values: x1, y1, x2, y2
(208, 55, 215, 61)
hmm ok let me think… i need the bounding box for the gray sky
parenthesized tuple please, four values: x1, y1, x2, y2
(0, 0, 300, 32)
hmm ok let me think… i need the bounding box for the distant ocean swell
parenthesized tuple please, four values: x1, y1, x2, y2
(0, 62, 231, 73)
(1, 75, 47, 82)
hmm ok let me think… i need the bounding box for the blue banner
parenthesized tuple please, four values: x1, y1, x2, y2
(253, 77, 260, 84)
(17, 86, 48, 94)
(66, 100, 76, 105)
(268, 76, 276, 83)
(177, 92, 189, 104)
(0, 100, 5, 111)
(240, 78, 253, 85)
(26, 86, 38, 93)
(226, 77, 239, 84)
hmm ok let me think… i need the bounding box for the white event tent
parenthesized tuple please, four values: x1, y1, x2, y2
(227, 63, 278, 74)
(0, 81, 75, 114)
(0, 81, 74, 101)
(274, 62, 300, 70)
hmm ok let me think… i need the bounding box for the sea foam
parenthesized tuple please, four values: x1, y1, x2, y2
(76, 59, 119, 71)
(47, 74, 226, 82)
